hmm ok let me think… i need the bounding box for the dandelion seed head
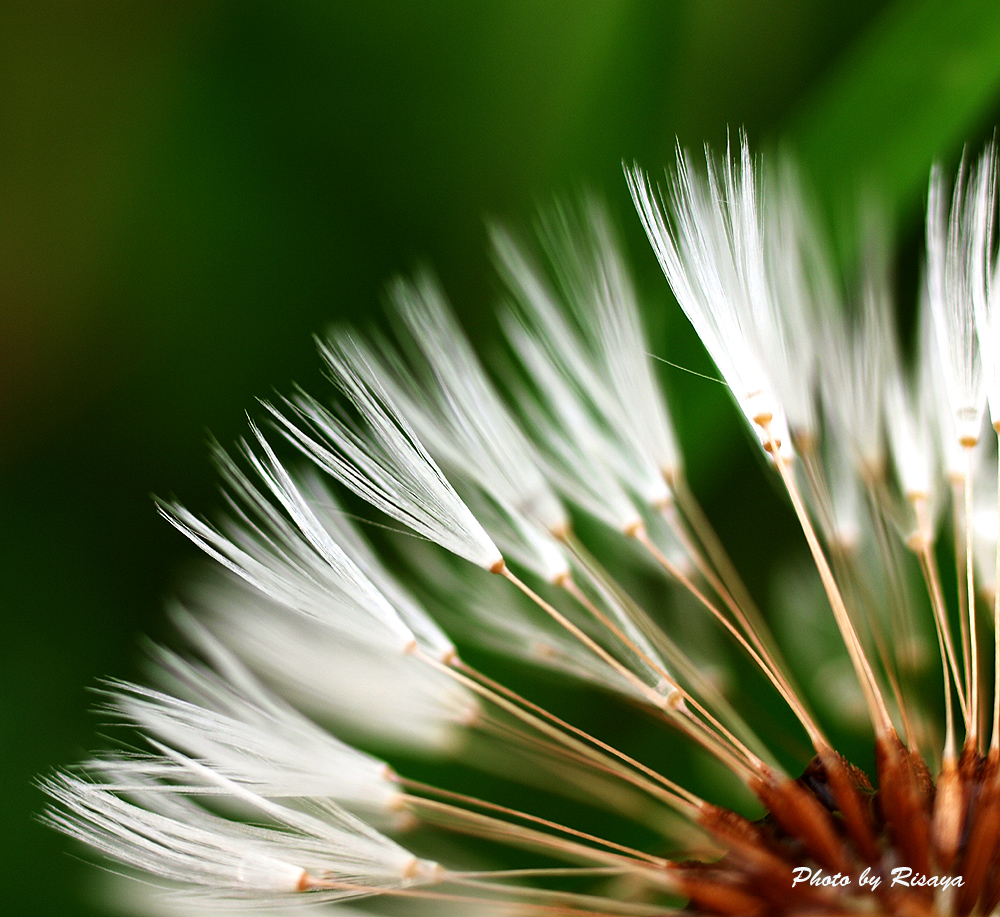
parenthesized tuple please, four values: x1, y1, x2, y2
(46, 136, 1000, 917)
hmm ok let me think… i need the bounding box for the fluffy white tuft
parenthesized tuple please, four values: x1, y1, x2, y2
(493, 216, 674, 507)
(501, 311, 646, 532)
(268, 333, 503, 571)
(44, 754, 436, 904)
(926, 148, 994, 445)
(819, 225, 893, 477)
(531, 199, 683, 482)
(762, 160, 835, 440)
(386, 271, 569, 534)
(627, 135, 794, 460)
(99, 620, 404, 822)
(199, 580, 478, 755)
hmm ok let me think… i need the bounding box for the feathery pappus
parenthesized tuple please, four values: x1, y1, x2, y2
(43, 134, 1000, 916)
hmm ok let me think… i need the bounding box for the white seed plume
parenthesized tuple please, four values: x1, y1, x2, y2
(493, 217, 674, 507)
(823, 429, 865, 551)
(269, 332, 503, 571)
(45, 774, 309, 896)
(109, 888, 369, 917)
(927, 149, 994, 446)
(460, 485, 571, 583)
(973, 438, 1000, 600)
(761, 160, 834, 441)
(885, 301, 941, 534)
(385, 270, 569, 535)
(359, 273, 572, 578)
(103, 872, 509, 917)
(293, 469, 456, 657)
(974, 149, 1000, 427)
(924, 276, 971, 483)
(531, 198, 683, 482)
(161, 432, 428, 657)
(884, 370, 935, 509)
(100, 626, 404, 821)
(50, 138, 1000, 916)
(819, 227, 894, 477)
(627, 135, 794, 460)
(501, 311, 645, 532)
(44, 754, 437, 904)
(104, 875, 499, 917)
(201, 580, 478, 755)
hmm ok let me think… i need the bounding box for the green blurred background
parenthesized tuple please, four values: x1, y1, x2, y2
(4, 1, 1000, 913)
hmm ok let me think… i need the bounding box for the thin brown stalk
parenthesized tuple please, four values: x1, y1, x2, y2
(993, 433, 1000, 751)
(302, 879, 664, 917)
(965, 444, 981, 749)
(916, 545, 958, 760)
(399, 779, 667, 866)
(562, 532, 777, 769)
(500, 564, 760, 781)
(913, 520, 970, 731)
(560, 574, 772, 773)
(443, 878, 677, 916)
(493, 562, 680, 713)
(633, 527, 825, 749)
(405, 794, 667, 872)
(762, 420, 895, 739)
(952, 475, 974, 709)
(660, 497, 801, 709)
(453, 658, 703, 809)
